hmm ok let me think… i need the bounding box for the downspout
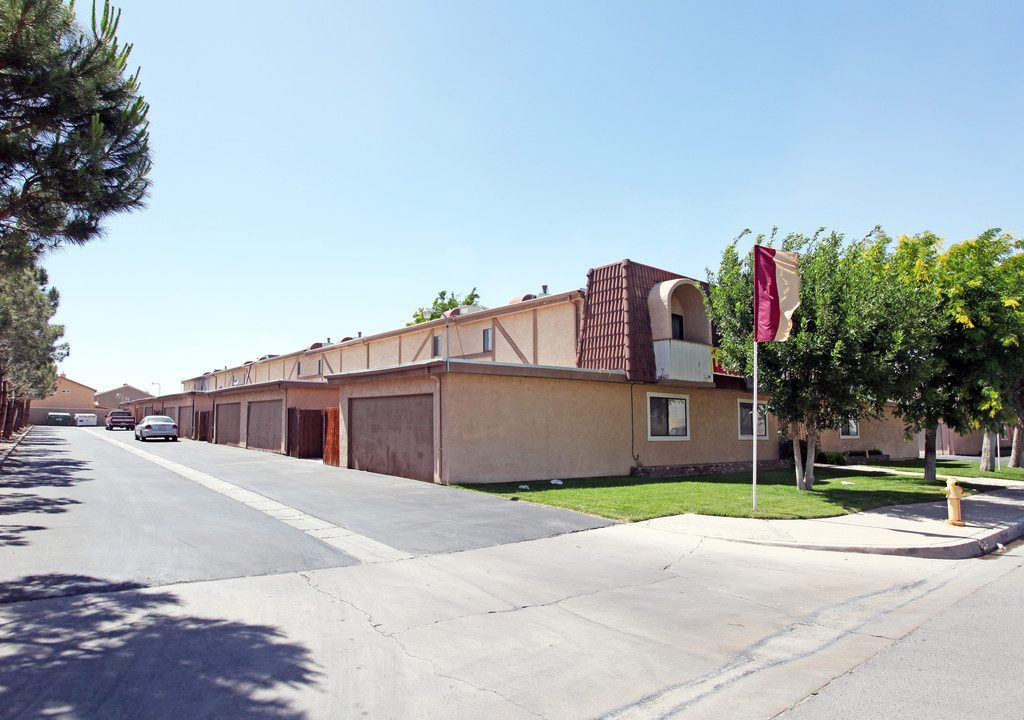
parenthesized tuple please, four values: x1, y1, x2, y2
(430, 370, 444, 484)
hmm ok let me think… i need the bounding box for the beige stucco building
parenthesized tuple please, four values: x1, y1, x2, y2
(127, 259, 918, 483)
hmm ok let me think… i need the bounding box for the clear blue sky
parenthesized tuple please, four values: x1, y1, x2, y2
(44, 0, 1023, 397)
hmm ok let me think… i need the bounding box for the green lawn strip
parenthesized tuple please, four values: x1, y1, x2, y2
(457, 467, 977, 522)
(865, 459, 1024, 482)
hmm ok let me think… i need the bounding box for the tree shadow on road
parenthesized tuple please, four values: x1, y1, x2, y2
(0, 574, 320, 719)
(0, 429, 92, 547)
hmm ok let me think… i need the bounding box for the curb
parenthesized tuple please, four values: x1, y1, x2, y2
(710, 520, 1024, 560)
(0, 425, 32, 471)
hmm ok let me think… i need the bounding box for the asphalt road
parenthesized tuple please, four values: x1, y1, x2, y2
(0, 426, 611, 602)
(778, 541, 1024, 720)
(2, 427, 1023, 719)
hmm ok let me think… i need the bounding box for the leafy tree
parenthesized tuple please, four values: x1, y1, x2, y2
(857, 229, 1023, 479)
(408, 288, 480, 325)
(0, 0, 151, 271)
(707, 228, 918, 490)
(0, 261, 67, 435)
(933, 231, 1023, 472)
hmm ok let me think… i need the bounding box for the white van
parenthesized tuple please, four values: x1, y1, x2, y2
(74, 413, 98, 426)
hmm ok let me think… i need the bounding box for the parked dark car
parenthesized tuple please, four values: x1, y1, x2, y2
(105, 410, 136, 431)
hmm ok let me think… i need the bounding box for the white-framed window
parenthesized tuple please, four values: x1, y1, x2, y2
(738, 399, 768, 439)
(647, 392, 690, 441)
(840, 415, 860, 438)
(432, 336, 442, 357)
(483, 327, 493, 353)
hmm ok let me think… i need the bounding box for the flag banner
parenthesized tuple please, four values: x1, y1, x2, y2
(754, 246, 800, 342)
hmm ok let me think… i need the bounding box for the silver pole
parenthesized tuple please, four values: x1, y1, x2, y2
(753, 340, 758, 511)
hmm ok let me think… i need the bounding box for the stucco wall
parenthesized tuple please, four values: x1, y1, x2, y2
(33, 377, 95, 410)
(444, 374, 632, 483)
(631, 386, 781, 468)
(441, 375, 780, 483)
(818, 408, 918, 459)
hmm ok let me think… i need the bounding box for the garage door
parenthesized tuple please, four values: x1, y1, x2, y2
(215, 403, 241, 446)
(349, 395, 433, 482)
(247, 400, 283, 452)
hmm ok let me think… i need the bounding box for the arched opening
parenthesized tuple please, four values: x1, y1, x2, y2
(648, 279, 712, 344)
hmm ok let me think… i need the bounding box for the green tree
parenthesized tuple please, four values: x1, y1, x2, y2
(0, 262, 67, 435)
(408, 288, 480, 325)
(707, 228, 913, 490)
(0, 0, 151, 271)
(935, 231, 1024, 471)
(871, 230, 1023, 478)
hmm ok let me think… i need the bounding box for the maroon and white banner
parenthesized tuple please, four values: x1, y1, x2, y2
(753, 245, 800, 342)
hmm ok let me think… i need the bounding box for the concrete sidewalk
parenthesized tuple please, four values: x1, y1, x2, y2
(642, 483, 1024, 559)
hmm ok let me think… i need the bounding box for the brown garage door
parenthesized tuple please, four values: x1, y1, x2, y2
(247, 400, 283, 452)
(349, 395, 433, 482)
(215, 402, 241, 446)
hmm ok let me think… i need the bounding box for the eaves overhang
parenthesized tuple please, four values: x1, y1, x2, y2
(206, 379, 334, 399)
(325, 358, 627, 385)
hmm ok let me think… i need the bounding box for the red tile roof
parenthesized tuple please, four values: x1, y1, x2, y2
(576, 259, 699, 382)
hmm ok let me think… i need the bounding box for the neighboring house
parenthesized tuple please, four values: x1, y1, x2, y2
(94, 384, 153, 410)
(28, 374, 97, 424)
(127, 259, 919, 483)
(917, 420, 1013, 457)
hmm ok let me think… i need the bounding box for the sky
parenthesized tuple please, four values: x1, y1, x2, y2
(41, 0, 1024, 397)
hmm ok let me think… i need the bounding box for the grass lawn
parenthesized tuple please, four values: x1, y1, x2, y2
(457, 467, 1000, 522)
(865, 458, 1024, 482)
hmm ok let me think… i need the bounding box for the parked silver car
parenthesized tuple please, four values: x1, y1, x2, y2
(134, 415, 179, 442)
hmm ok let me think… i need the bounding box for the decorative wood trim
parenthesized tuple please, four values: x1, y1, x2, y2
(412, 331, 432, 362)
(494, 319, 530, 364)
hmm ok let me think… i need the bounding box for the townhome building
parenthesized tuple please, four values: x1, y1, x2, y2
(126, 259, 919, 483)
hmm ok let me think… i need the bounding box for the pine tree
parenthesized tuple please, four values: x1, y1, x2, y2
(0, 0, 151, 271)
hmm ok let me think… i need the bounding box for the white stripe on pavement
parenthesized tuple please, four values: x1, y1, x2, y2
(89, 430, 412, 564)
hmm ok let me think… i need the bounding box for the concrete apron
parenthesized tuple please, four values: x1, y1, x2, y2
(3, 523, 1021, 720)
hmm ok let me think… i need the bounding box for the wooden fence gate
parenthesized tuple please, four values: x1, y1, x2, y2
(288, 408, 324, 459)
(323, 407, 341, 466)
(194, 411, 211, 442)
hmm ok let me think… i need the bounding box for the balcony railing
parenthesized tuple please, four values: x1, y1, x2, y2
(653, 340, 714, 383)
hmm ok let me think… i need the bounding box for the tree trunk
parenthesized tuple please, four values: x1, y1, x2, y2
(6, 399, 21, 439)
(803, 424, 817, 490)
(1010, 420, 1023, 469)
(792, 435, 805, 489)
(923, 425, 938, 483)
(980, 430, 995, 472)
(0, 379, 7, 441)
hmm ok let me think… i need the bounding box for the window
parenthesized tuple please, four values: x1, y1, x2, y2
(647, 393, 689, 441)
(671, 313, 684, 341)
(738, 400, 768, 439)
(483, 327, 493, 353)
(432, 336, 442, 357)
(840, 415, 860, 438)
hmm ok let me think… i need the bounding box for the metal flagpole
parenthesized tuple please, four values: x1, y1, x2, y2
(753, 340, 758, 511)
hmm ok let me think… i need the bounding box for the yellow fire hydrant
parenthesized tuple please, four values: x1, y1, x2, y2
(943, 479, 965, 527)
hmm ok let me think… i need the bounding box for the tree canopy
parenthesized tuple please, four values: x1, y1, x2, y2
(0, 263, 66, 399)
(708, 227, 1024, 486)
(707, 228, 915, 489)
(408, 288, 480, 325)
(0, 0, 151, 271)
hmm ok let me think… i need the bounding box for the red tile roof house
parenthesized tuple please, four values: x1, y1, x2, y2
(133, 259, 918, 484)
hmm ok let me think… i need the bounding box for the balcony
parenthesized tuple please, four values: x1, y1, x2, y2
(653, 340, 714, 383)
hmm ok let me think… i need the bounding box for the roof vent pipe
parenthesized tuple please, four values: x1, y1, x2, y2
(542, 285, 548, 295)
